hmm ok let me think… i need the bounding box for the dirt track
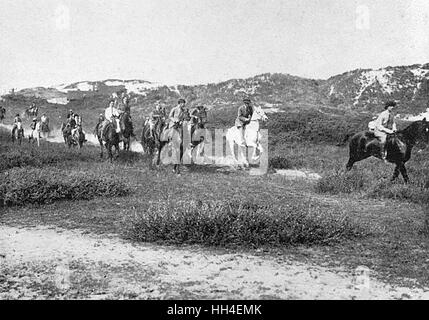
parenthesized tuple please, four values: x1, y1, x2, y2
(1, 225, 428, 300)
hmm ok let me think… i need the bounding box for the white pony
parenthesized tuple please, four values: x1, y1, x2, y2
(226, 105, 268, 167)
(28, 121, 42, 147)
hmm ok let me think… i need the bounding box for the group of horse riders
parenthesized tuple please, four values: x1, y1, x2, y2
(11, 106, 50, 139)
(2, 89, 399, 162)
(140, 97, 257, 148)
(143, 98, 208, 147)
(95, 91, 134, 142)
(63, 109, 86, 144)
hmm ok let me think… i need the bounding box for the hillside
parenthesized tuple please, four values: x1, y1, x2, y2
(2, 62, 429, 118)
(325, 63, 429, 114)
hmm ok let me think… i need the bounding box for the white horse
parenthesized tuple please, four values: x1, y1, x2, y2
(28, 121, 42, 147)
(226, 105, 268, 167)
(39, 115, 50, 139)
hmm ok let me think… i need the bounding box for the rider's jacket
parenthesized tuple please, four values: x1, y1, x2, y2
(150, 107, 166, 121)
(168, 105, 189, 126)
(105, 102, 121, 121)
(189, 108, 207, 126)
(14, 116, 22, 123)
(235, 104, 253, 128)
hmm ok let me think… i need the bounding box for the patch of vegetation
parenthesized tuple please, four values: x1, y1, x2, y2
(315, 155, 429, 205)
(0, 167, 130, 206)
(124, 199, 370, 247)
(268, 155, 295, 169)
(315, 170, 367, 195)
(367, 180, 429, 204)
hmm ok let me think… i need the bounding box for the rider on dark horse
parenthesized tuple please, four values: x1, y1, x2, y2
(189, 105, 207, 148)
(147, 102, 167, 138)
(167, 99, 190, 136)
(366, 100, 397, 163)
(11, 113, 22, 137)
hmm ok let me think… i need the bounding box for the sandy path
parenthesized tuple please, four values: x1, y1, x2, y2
(0, 123, 143, 152)
(1, 225, 427, 300)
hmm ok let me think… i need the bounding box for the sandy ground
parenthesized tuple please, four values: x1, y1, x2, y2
(0, 123, 143, 152)
(274, 169, 321, 180)
(1, 225, 428, 300)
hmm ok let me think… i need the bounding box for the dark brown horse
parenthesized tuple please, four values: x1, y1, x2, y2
(346, 119, 429, 183)
(62, 124, 86, 149)
(141, 117, 169, 166)
(25, 106, 38, 118)
(118, 112, 134, 151)
(95, 119, 120, 162)
(141, 119, 186, 173)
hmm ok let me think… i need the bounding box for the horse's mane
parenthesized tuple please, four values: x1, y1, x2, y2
(394, 119, 427, 145)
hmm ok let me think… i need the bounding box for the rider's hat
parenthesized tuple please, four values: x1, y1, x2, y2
(243, 98, 251, 103)
(32, 117, 37, 121)
(384, 100, 397, 109)
(15, 113, 20, 117)
(178, 98, 186, 104)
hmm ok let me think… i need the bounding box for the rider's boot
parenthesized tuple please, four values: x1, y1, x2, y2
(380, 144, 388, 163)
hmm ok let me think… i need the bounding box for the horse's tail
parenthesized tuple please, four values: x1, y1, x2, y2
(336, 133, 351, 146)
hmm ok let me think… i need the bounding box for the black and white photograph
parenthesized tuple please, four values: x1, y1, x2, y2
(1, 0, 429, 305)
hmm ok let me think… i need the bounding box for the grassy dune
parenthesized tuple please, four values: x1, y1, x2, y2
(1, 108, 428, 287)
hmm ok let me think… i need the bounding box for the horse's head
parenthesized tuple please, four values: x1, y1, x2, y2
(119, 112, 132, 132)
(407, 118, 429, 147)
(251, 105, 268, 122)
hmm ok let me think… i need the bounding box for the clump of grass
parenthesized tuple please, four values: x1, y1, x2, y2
(124, 199, 370, 247)
(269, 155, 294, 169)
(367, 180, 429, 204)
(315, 170, 366, 194)
(0, 167, 130, 206)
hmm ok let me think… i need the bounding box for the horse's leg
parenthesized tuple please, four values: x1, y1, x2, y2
(107, 143, 113, 162)
(398, 163, 409, 184)
(391, 164, 400, 182)
(155, 144, 161, 166)
(114, 144, 118, 159)
(174, 143, 184, 174)
(346, 158, 355, 171)
(99, 139, 104, 158)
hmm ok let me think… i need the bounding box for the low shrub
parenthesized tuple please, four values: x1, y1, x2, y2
(315, 170, 366, 194)
(0, 167, 130, 206)
(124, 199, 370, 247)
(367, 180, 429, 204)
(269, 155, 294, 169)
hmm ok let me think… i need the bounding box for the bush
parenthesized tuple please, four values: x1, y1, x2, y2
(315, 170, 366, 194)
(367, 180, 429, 204)
(269, 155, 294, 169)
(0, 167, 130, 206)
(124, 199, 370, 247)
